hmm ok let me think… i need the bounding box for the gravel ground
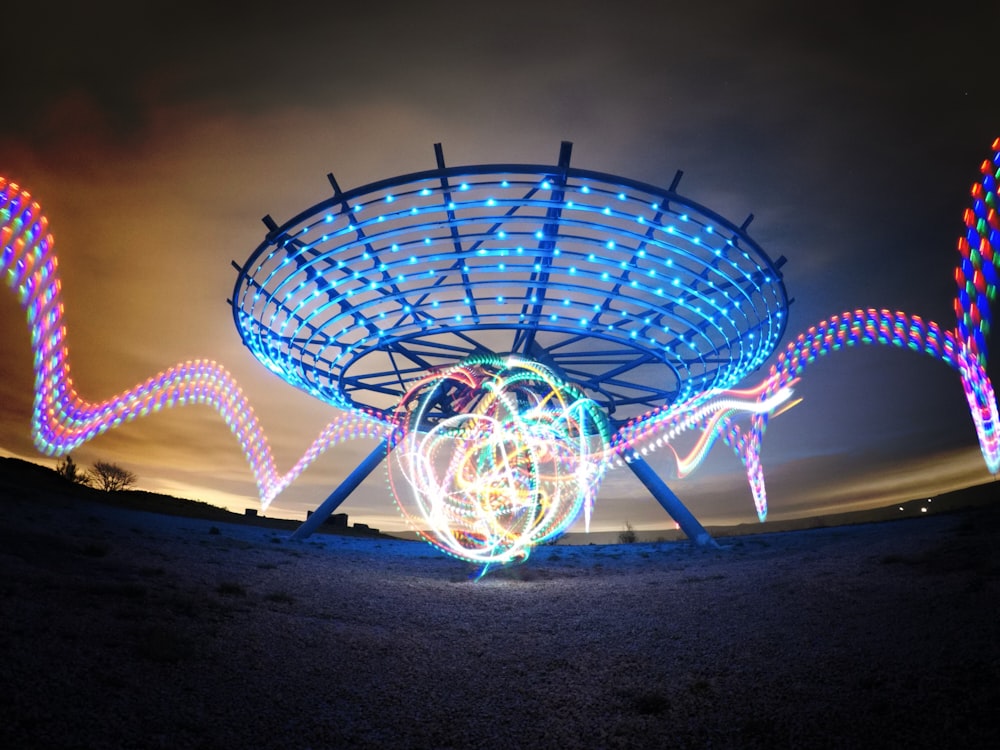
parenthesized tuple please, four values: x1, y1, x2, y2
(1, 486, 998, 749)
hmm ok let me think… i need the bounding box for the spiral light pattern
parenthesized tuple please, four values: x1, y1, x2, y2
(387, 356, 609, 563)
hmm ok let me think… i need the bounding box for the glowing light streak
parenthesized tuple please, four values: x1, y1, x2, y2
(387, 356, 609, 564)
(716, 137, 1000, 517)
(3, 135, 998, 565)
(0, 178, 389, 512)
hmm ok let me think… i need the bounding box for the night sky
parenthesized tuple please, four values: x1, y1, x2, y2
(2, 0, 999, 533)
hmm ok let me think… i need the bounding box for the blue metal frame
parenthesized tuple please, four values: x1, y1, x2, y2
(232, 143, 791, 547)
(625, 453, 719, 547)
(289, 439, 389, 541)
(231, 142, 788, 427)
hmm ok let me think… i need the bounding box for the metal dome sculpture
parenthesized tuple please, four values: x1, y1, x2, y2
(232, 143, 788, 423)
(230, 142, 790, 560)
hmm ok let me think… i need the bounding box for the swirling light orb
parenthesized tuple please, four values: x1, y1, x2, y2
(387, 355, 610, 564)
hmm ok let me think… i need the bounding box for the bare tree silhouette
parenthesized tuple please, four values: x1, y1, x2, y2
(88, 461, 137, 492)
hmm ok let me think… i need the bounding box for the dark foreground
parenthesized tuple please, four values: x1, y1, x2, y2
(1, 482, 998, 749)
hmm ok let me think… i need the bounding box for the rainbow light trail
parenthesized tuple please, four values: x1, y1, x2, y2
(387, 355, 610, 563)
(2, 137, 998, 562)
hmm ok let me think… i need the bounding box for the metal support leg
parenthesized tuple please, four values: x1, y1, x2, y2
(290, 439, 389, 541)
(625, 454, 719, 548)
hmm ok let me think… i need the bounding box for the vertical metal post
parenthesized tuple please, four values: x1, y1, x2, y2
(625, 454, 718, 548)
(290, 439, 389, 541)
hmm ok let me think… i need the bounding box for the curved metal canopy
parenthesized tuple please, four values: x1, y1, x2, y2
(231, 142, 789, 425)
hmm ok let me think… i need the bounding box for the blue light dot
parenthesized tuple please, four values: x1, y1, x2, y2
(581, 185, 591, 194)
(420, 188, 431, 196)
(385, 194, 394, 203)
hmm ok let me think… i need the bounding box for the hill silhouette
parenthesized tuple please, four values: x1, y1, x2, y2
(0, 456, 393, 539)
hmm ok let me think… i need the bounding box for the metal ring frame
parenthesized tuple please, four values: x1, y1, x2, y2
(231, 143, 789, 425)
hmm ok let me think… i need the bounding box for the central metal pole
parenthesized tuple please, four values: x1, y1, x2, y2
(290, 438, 389, 541)
(625, 454, 719, 548)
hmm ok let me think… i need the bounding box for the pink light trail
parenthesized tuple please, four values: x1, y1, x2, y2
(2, 137, 997, 536)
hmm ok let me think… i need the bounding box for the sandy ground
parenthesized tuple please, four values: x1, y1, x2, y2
(1, 485, 998, 749)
